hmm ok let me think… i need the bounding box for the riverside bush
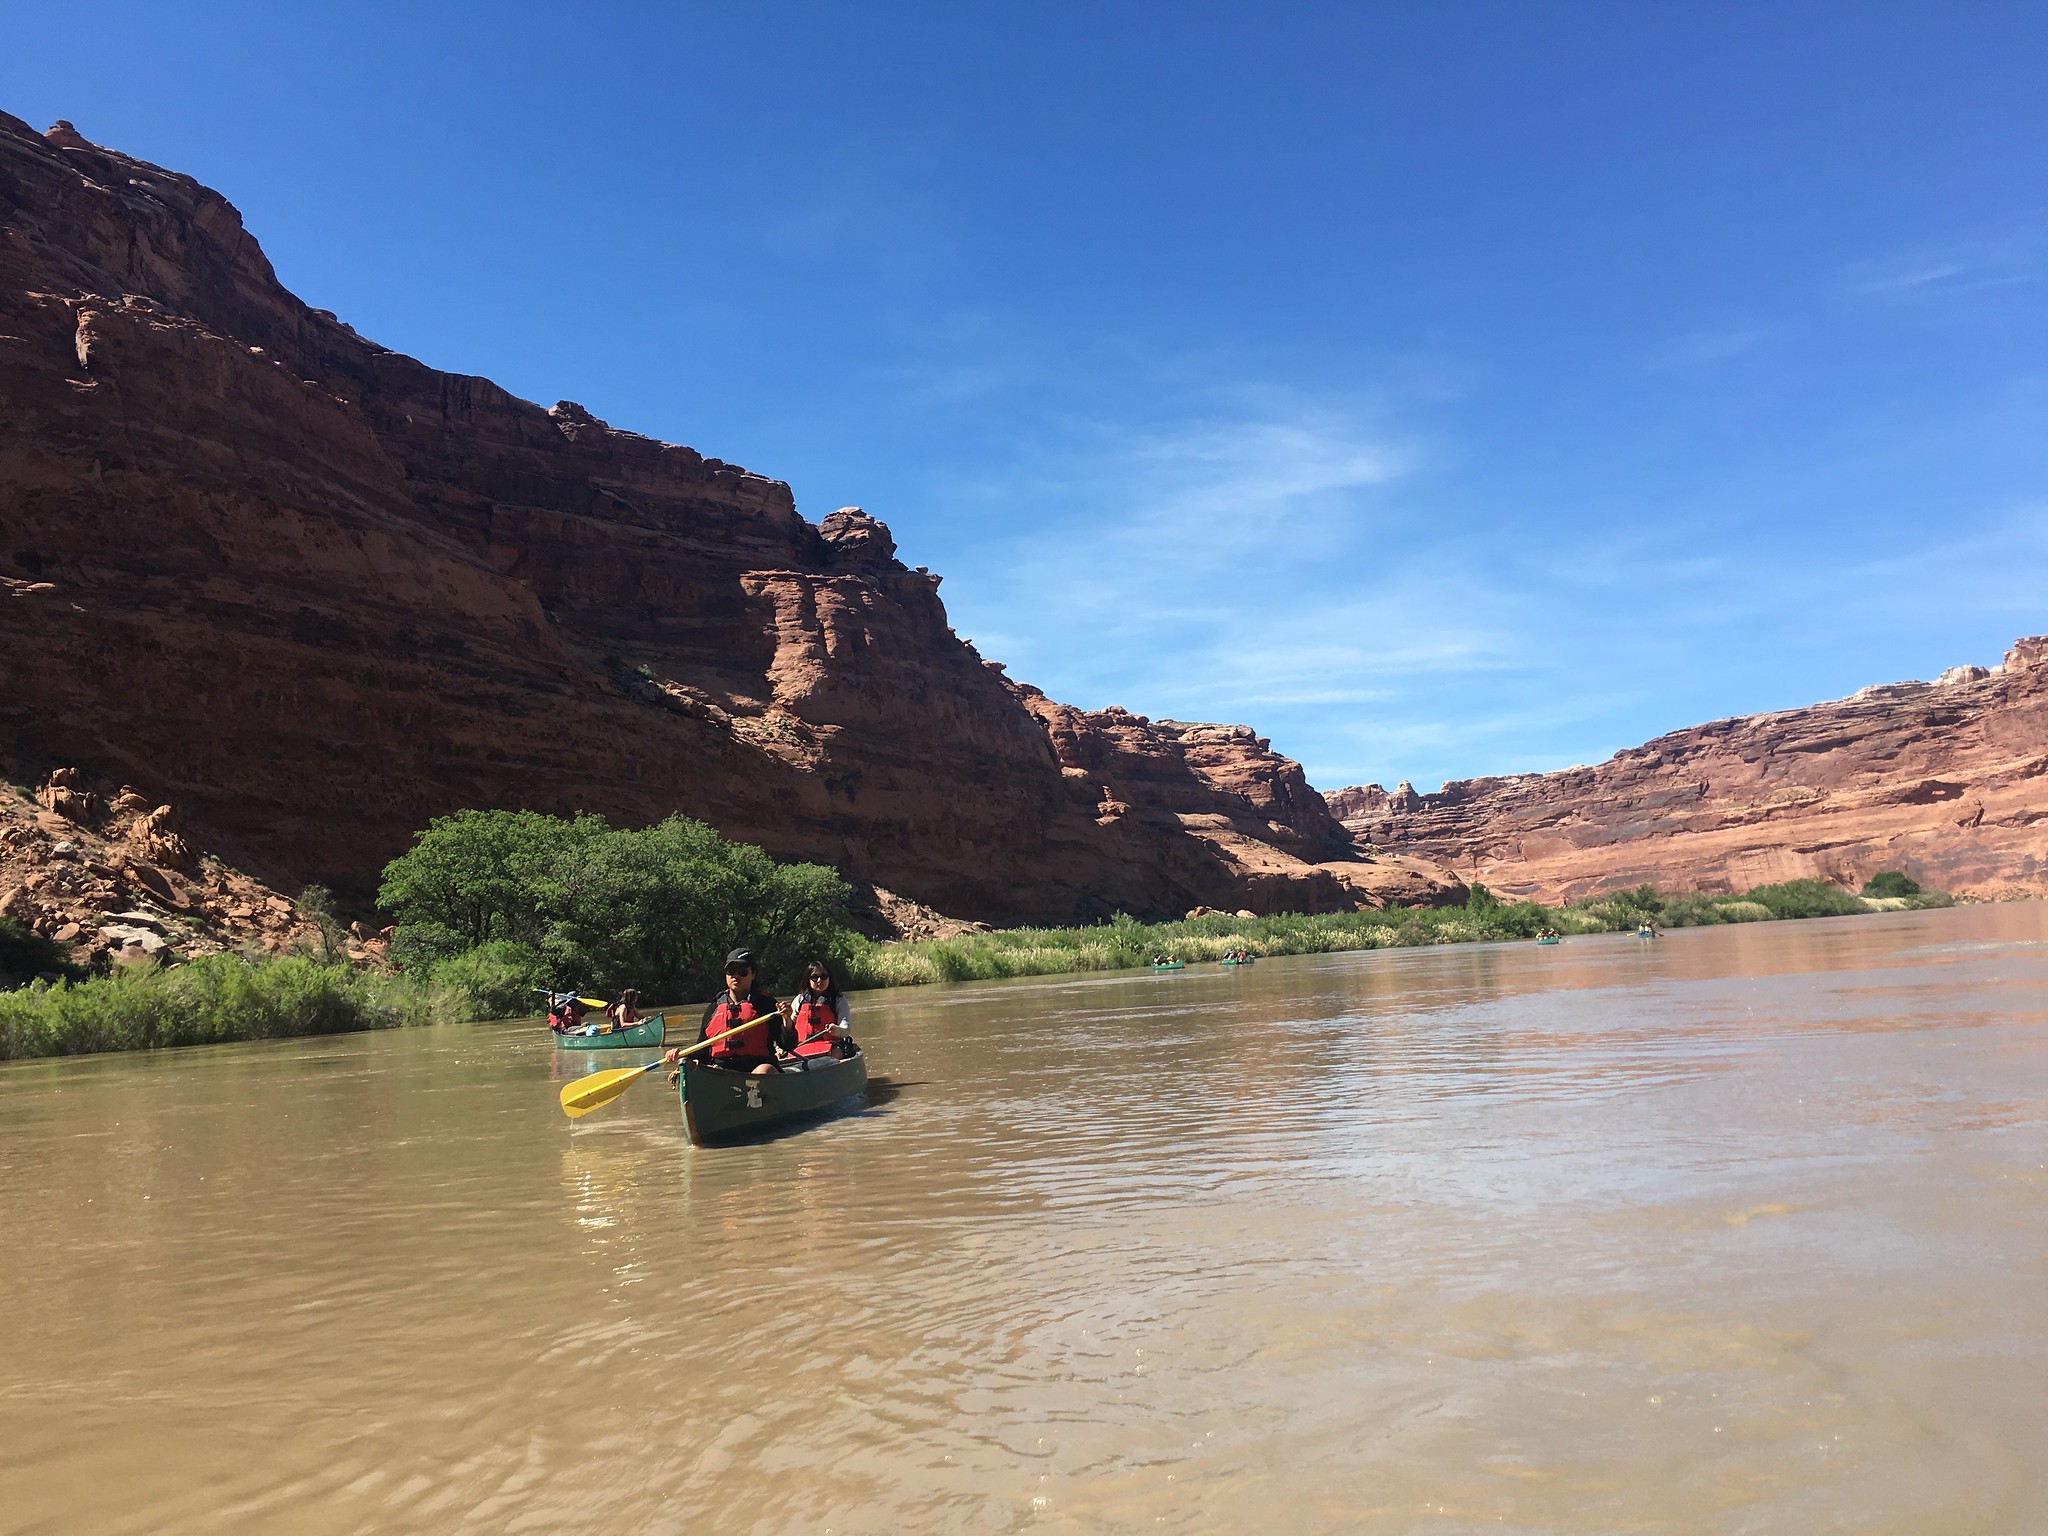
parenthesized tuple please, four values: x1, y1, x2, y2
(426, 941, 549, 1021)
(1714, 900, 1774, 923)
(379, 810, 857, 1000)
(1745, 879, 1869, 920)
(0, 953, 461, 1061)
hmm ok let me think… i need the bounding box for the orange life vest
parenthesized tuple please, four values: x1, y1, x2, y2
(704, 995, 771, 1059)
(791, 997, 837, 1058)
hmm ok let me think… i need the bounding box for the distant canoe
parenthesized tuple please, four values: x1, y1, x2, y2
(1151, 960, 1185, 971)
(1636, 927, 1657, 939)
(1535, 936, 1560, 946)
(1220, 956, 1255, 966)
(553, 1014, 666, 1050)
(681, 1048, 867, 1144)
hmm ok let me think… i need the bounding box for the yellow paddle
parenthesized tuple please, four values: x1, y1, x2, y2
(535, 987, 614, 1010)
(558, 1006, 789, 1119)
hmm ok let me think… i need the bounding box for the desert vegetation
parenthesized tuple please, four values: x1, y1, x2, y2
(832, 875, 1953, 987)
(0, 952, 457, 1060)
(0, 835, 1954, 1060)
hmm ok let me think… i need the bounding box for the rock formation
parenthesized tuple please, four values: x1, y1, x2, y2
(0, 113, 1461, 925)
(1330, 636, 2048, 902)
(1, 766, 347, 974)
(1020, 695, 1460, 911)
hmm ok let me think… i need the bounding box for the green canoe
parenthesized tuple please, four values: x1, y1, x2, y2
(1535, 936, 1560, 946)
(1151, 960, 1185, 971)
(680, 1048, 867, 1145)
(553, 1014, 667, 1050)
(1220, 956, 1255, 967)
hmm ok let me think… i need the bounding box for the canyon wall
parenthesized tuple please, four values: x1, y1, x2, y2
(1329, 639, 2048, 903)
(0, 113, 1458, 925)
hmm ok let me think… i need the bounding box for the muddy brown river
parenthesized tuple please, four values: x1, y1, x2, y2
(3, 903, 2045, 1533)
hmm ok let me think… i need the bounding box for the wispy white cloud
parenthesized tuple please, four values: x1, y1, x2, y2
(879, 284, 2048, 798)
(933, 386, 1544, 766)
(1840, 226, 2043, 300)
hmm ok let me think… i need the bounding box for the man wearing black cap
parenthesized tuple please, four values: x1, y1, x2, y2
(671, 948, 793, 1076)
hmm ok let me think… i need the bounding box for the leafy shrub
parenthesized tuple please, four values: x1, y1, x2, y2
(1713, 900, 1773, 923)
(1744, 879, 1866, 920)
(379, 809, 857, 1002)
(428, 941, 548, 1021)
(1861, 870, 1922, 898)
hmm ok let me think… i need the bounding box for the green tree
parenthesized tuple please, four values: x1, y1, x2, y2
(378, 810, 855, 1005)
(1860, 870, 1921, 898)
(378, 809, 603, 949)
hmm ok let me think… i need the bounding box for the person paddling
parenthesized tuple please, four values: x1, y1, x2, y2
(606, 988, 642, 1032)
(789, 960, 854, 1061)
(666, 949, 790, 1076)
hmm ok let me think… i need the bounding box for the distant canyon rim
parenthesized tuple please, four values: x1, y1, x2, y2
(3, 111, 2044, 933)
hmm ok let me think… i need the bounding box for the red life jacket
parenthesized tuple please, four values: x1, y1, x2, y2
(791, 996, 837, 1057)
(704, 994, 771, 1059)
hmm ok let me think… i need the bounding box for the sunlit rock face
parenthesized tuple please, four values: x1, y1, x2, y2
(0, 112, 1463, 922)
(1328, 636, 2048, 902)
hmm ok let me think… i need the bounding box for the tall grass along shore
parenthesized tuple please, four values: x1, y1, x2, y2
(0, 951, 459, 1061)
(2, 872, 1954, 1061)
(832, 877, 1955, 988)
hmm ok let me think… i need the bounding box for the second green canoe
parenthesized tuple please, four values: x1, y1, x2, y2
(553, 1014, 667, 1049)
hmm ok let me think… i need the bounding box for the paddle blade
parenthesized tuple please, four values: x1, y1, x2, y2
(576, 996, 611, 1009)
(560, 1065, 651, 1119)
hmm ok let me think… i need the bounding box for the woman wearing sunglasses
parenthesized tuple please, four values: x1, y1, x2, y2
(788, 959, 856, 1061)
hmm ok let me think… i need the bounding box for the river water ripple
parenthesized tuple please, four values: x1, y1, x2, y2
(3, 903, 2046, 1533)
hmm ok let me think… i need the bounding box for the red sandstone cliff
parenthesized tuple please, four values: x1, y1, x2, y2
(1329, 638, 2048, 902)
(0, 114, 1457, 924)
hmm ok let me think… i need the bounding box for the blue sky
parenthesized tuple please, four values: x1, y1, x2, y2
(7, 2, 2045, 792)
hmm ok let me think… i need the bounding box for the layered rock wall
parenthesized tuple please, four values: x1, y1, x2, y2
(0, 114, 1458, 923)
(1331, 638, 2048, 902)
(1021, 694, 1463, 911)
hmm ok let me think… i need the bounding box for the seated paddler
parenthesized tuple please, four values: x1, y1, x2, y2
(789, 959, 855, 1060)
(606, 988, 642, 1031)
(667, 948, 791, 1076)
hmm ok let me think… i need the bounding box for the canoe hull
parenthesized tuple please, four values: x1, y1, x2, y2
(554, 1015, 667, 1049)
(1535, 937, 1559, 946)
(682, 1049, 867, 1145)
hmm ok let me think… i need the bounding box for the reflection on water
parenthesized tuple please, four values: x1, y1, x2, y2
(3, 904, 2047, 1532)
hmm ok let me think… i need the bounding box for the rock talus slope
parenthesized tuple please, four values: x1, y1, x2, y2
(1330, 639, 2048, 902)
(0, 114, 1457, 924)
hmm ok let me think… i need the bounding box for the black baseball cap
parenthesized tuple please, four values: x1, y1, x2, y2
(724, 948, 756, 971)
